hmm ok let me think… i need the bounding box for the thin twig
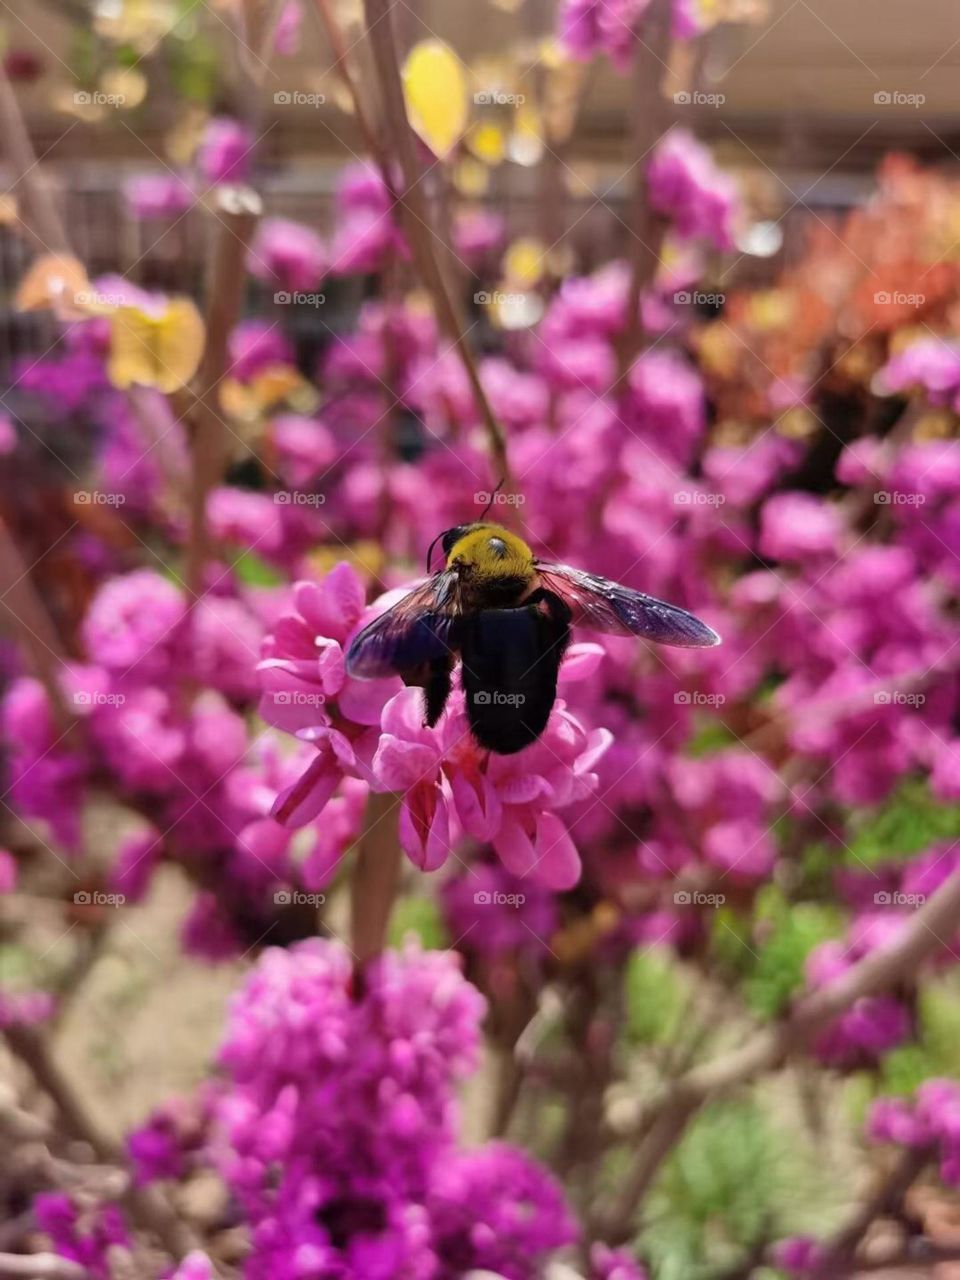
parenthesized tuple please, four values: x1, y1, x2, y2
(349, 790, 403, 976)
(0, 517, 73, 732)
(0, 1253, 86, 1279)
(603, 866, 960, 1238)
(359, 0, 511, 483)
(185, 187, 261, 600)
(0, 64, 68, 253)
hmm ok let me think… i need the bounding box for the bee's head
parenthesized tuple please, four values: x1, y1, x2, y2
(426, 524, 471, 572)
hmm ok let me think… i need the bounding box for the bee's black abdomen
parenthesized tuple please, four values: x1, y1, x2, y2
(422, 657, 454, 727)
(461, 590, 571, 755)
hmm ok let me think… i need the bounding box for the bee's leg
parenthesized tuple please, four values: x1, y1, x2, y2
(422, 657, 454, 727)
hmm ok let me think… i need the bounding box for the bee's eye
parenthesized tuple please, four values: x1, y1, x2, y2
(488, 537, 508, 559)
(441, 525, 469, 556)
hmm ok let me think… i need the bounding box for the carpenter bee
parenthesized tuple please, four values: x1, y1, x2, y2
(345, 522, 720, 755)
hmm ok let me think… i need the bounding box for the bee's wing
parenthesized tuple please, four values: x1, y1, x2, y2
(536, 563, 720, 648)
(345, 571, 463, 678)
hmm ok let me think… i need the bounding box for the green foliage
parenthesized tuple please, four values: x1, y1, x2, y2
(708, 888, 840, 1019)
(643, 1100, 841, 1279)
(842, 779, 960, 868)
(233, 550, 284, 587)
(686, 722, 738, 757)
(387, 897, 448, 951)
(624, 947, 688, 1046)
(876, 975, 960, 1095)
(744, 900, 841, 1019)
(169, 35, 219, 104)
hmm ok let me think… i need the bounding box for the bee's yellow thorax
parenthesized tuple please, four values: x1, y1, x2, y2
(446, 523, 535, 580)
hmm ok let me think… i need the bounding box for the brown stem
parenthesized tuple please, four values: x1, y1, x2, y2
(814, 1145, 934, 1276)
(312, 0, 390, 172)
(0, 64, 68, 253)
(617, 0, 673, 381)
(349, 790, 403, 974)
(0, 517, 73, 731)
(0, 1254, 86, 1279)
(604, 867, 960, 1238)
(185, 187, 261, 600)
(359, 0, 511, 484)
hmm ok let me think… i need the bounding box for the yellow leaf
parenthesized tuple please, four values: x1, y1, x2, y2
(107, 298, 205, 393)
(100, 66, 148, 109)
(402, 40, 468, 158)
(15, 254, 90, 314)
(220, 364, 315, 420)
(466, 122, 506, 166)
(452, 158, 490, 197)
(503, 237, 546, 288)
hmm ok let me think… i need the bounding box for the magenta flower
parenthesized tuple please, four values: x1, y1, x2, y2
(196, 116, 254, 185)
(228, 318, 296, 380)
(123, 172, 194, 220)
(248, 216, 328, 293)
(647, 128, 739, 251)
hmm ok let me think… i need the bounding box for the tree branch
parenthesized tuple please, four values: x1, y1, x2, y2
(604, 867, 960, 1237)
(359, 0, 511, 484)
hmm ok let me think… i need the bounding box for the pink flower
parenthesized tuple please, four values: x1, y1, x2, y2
(124, 173, 194, 220)
(196, 116, 254, 185)
(248, 217, 328, 293)
(647, 129, 739, 251)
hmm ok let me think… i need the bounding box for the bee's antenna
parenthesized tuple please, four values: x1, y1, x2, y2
(426, 530, 444, 573)
(479, 477, 505, 521)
